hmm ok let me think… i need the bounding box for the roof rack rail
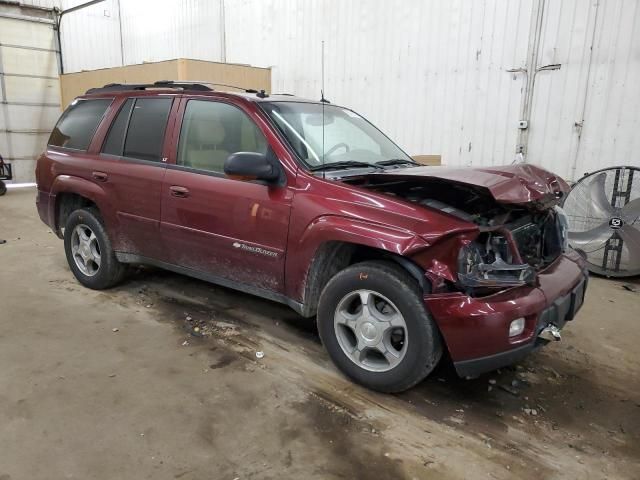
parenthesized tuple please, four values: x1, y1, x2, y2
(85, 80, 213, 95)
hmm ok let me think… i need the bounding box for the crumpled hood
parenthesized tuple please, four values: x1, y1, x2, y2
(369, 163, 569, 207)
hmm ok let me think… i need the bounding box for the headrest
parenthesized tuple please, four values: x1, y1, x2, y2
(191, 116, 226, 146)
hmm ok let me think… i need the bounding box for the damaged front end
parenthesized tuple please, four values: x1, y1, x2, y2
(456, 206, 569, 292)
(346, 167, 570, 294)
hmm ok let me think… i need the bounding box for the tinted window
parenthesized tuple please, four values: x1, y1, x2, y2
(49, 98, 111, 150)
(177, 100, 268, 173)
(123, 98, 172, 162)
(102, 99, 134, 155)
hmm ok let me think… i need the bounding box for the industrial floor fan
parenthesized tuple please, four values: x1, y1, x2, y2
(563, 166, 640, 277)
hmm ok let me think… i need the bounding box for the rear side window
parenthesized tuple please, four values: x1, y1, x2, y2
(102, 99, 134, 155)
(49, 98, 112, 150)
(101, 97, 172, 162)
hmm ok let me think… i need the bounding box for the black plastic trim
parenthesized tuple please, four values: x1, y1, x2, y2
(454, 343, 536, 378)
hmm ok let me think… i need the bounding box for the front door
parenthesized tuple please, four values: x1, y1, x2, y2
(160, 98, 292, 293)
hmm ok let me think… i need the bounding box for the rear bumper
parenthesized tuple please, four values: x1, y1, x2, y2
(425, 250, 588, 377)
(36, 189, 55, 230)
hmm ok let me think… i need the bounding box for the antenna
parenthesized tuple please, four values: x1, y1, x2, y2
(321, 40, 326, 179)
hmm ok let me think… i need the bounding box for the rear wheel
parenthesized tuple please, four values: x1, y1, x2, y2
(0, 181, 6, 196)
(64, 208, 126, 289)
(317, 260, 442, 392)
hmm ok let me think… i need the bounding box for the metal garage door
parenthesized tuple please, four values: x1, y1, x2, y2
(0, 8, 60, 183)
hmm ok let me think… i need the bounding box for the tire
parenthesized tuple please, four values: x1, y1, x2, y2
(0, 181, 6, 196)
(63, 207, 126, 289)
(317, 260, 442, 393)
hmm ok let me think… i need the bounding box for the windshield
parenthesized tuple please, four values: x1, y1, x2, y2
(260, 102, 413, 169)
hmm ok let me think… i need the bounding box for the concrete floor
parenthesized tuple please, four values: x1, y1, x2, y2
(0, 187, 639, 480)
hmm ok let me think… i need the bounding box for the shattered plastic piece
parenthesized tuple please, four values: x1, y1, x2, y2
(255, 351, 265, 359)
(488, 379, 497, 385)
(622, 284, 637, 292)
(182, 340, 189, 346)
(0, 239, 6, 245)
(112, 327, 119, 332)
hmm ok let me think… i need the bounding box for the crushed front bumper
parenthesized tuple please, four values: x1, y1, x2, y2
(425, 250, 588, 378)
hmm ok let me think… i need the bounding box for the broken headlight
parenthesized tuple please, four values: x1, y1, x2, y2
(457, 239, 536, 288)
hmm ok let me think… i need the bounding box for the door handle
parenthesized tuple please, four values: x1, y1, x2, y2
(170, 185, 190, 198)
(92, 171, 108, 182)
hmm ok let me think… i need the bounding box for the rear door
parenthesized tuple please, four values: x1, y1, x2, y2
(96, 95, 177, 260)
(160, 97, 292, 293)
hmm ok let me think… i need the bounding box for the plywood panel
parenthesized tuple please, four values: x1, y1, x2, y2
(181, 59, 271, 92)
(412, 155, 442, 166)
(59, 59, 180, 107)
(59, 58, 272, 108)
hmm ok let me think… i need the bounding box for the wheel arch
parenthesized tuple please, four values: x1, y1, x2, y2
(297, 240, 432, 317)
(51, 175, 115, 238)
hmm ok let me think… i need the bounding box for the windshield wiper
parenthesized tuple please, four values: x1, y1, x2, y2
(310, 161, 385, 172)
(375, 158, 419, 167)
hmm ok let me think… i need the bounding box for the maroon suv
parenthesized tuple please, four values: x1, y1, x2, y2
(36, 81, 588, 392)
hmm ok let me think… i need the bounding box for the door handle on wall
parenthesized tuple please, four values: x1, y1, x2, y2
(92, 171, 108, 182)
(169, 185, 190, 198)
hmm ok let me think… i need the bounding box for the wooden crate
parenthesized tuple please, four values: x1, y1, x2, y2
(59, 58, 271, 108)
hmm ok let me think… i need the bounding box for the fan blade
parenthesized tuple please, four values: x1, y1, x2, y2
(585, 172, 615, 219)
(618, 225, 640, 268)
(622, 197, 640, 222)
(568, 222, 612, 249)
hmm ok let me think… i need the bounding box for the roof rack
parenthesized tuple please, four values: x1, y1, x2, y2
(85, 80, 213, 95)
(85, 80, 269, 97)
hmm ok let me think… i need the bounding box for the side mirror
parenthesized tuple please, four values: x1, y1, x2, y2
(224, 152, 280, 182)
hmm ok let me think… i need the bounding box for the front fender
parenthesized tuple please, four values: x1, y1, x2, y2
(285, 214, 430, 302)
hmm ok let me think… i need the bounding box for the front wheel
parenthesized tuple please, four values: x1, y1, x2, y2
(63, 208, 126, 289)
(317, 260, 442, 393)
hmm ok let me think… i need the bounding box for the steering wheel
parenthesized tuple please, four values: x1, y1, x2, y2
(325, 143, 350, 157)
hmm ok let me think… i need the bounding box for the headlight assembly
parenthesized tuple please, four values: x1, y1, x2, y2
(457, 239, 536, 288)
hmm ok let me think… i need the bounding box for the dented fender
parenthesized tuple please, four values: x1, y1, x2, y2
(285, 212, 479, 303)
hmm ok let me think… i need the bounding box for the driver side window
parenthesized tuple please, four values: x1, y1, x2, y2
(177, 100, 268, 174)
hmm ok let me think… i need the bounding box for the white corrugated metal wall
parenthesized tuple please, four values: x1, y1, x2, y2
(20, 0, 640, 181)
